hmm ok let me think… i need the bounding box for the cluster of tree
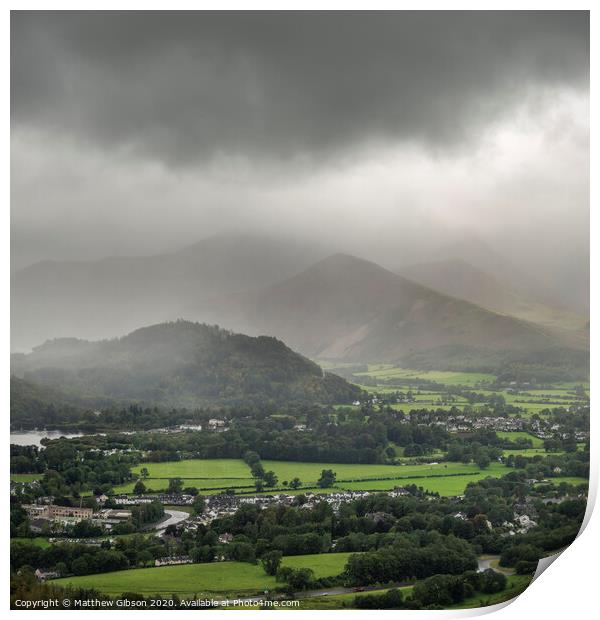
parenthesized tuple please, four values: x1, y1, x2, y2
(242, 451, 282, 492)
(543, 406, 589, 433)
(10, 376, 88, 431)
(344, 532, 478, 585)
(131, 501, 165, 528)
(354, 588, 406, 609)
(445, 442, 502, 469)
(11, 442, 135, 497)
(354, 568, 508, 610)
(495, 348, 589, 383)
(317, 469, 337, 488)
(498, 500, 585, 569)
(412, 569, 506, 607)
(275, 566, 316, 590)
(11, 532, 173, 578)
(503, 450, 589, 479)
(13, 321, 364, 411)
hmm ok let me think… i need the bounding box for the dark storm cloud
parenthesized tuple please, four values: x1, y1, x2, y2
(11, 11, 589, 164)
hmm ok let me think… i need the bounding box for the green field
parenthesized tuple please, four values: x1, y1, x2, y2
(353, 365, 496, 386)
(348, 365, 588, 416)
(106, 457, 584, 498)
(127, 459, 501, 487)
(388, 403, 465, 412)
(338, 475, 489, 496)
(501, 449, 553, 458)
(260, 460, 493, 483)
(53, 553, 352, 597)
(131, 459, 252, 479)
(17, 456, 521, 500)
(11, 537, 51, 548)
(496, 432, 544, 448)
(10, 473, 42, 483)
(117, 459, 514, 498)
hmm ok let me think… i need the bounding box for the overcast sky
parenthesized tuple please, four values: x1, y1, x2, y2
(11, 11, 589, 287)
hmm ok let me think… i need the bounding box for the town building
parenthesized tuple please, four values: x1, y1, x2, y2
(154, 556, 193, 567)
(22, 504, 93, 520)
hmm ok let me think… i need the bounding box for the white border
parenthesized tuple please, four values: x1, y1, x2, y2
(3, 3, 595, 619)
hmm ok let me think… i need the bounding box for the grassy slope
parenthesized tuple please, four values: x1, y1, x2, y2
(354, 368, 587, 415)
(495, 431, 544, 447)
(260, 460, 490, 482)
(131, 459, 251, 479)
(354, 365, 496, 386)
(10, 473, 42, 483)
(53, 553, 352, 596)
(11, 537, 52, 549)
(119, 460, 511, 497)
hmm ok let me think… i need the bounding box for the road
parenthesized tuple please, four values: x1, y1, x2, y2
(478, 555, 515, 575)
(150, 509, 190, 534)
(224, 584, 409, 606)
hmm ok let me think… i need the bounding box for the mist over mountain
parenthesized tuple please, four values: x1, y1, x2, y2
(12, 232, 590, 354)
(416, 238, 589, 315)
(243, 254, 586, 372)
(11, 235, 326, 351)
(399, 259, 588, 347)
(11, 321, 362, 408)
(12, 234, 589, 380)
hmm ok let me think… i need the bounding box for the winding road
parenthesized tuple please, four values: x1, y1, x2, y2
(151, 509, 190, 534)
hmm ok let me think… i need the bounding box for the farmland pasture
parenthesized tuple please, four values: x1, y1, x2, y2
(131, 459, 251, 479)
(114, 459, 514, 498)
(53, 552, 353, 597)
(347, 365, 588, 416)
(495, 432, 544, 448)
(353, 365, 496, 386)
(240, 460, 497, 484)
(334, 462, 508, 496)
(127, 459, 499, 487)
(501, 449, 552, 458)
(10, 473, 42, 483)
(11, 537, 51, 549)
(113, 456, 523, 498)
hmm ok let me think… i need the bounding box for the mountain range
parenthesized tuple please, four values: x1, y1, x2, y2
(398, 259, 588, 349)
(237, 254, 586, 370)
(11, 235, 326, 351)
(11, 235, 588, 378)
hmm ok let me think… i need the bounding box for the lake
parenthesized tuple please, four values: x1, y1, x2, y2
(10, 430, 88, 447)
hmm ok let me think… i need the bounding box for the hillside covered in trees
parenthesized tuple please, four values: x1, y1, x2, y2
(11, 321, 362, 409)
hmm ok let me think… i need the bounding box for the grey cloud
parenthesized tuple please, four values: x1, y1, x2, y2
(9, 11, 590, 319)
(11, 11, 589, 164)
